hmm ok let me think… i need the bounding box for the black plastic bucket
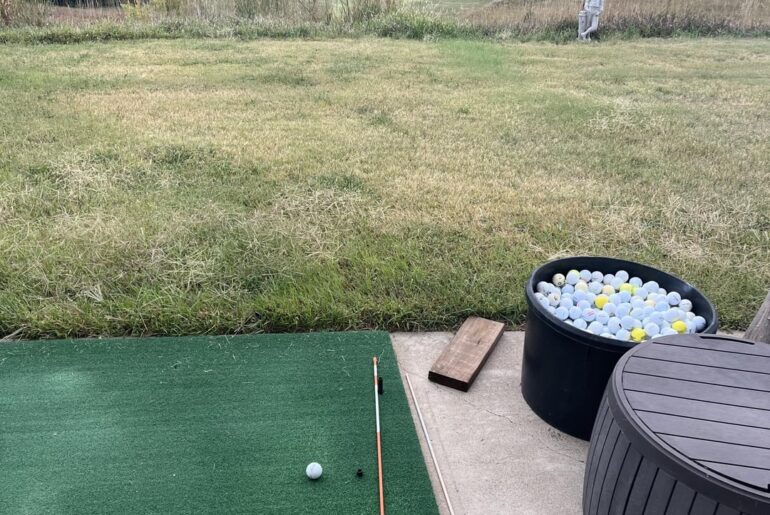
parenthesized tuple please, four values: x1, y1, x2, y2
(521, 256, 718, 441)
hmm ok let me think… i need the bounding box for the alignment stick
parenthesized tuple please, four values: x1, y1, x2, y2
(405, 374, 455, 515)
(373, 357, 385, 515)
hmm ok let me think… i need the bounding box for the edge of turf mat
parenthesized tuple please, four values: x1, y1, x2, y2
(0, 332, 438, 515)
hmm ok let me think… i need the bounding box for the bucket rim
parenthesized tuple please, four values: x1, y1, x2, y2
(525, 256, 719, 352)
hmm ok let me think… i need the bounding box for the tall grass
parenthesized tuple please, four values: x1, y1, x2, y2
(1, 0, 768, 44)
(463, 0, 770, 37)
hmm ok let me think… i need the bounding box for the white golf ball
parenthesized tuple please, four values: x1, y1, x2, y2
(569, 306, 582, 320)
(629, 277, 643, 288)
(616, 304, 631, 318)
(679, 299, 693, 312)
(596, 311, 610, 325)
(663, 309, 680, 323)
(642, 281, 659, 293)
(666, 291, 681, 306)
(306, 462, 323, 480)
(555, 306, 570, 320)
(588, 321, 604, 335)
(561, 284, 575, 295)
(693, 316, 707, 331)
(573, 318, 588, 330)
(547, 292, 561, 307)
(603, 273, 615, 285)
(588, 281, 603, 294)
(616, 329, 631, 341)
(615, 270, 629, 283)
(591, 271, 604, 283)
(566, 270, 580, 285)
(579, 270, 592, 282)
(552, 273, 566, 287)
(644, 323, 661, 337)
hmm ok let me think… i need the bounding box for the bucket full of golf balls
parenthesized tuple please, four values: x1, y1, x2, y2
(521, 256, 718, 440)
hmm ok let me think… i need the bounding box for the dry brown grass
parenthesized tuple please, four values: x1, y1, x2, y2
(464, 0, 770, 34)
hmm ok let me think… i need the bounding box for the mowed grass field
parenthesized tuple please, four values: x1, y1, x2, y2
(1, 38, 769, 338)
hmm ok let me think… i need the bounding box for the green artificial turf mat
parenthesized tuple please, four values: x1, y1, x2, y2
(0, 332, 438, 514)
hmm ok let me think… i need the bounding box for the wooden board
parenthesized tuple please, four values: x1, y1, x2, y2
(428, 317, 504, 392)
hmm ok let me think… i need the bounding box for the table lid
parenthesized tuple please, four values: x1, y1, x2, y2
(613, 334, 770, 507)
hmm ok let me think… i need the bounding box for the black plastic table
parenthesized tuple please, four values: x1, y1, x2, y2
(583, 334, 770, 515)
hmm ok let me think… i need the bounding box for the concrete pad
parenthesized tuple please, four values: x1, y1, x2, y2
(392, 332, 587, 515)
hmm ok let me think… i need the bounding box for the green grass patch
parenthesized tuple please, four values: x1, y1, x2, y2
(0, 38, 769, 337)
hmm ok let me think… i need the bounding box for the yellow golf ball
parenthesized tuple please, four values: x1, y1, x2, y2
(619, 283, 634, 294)
(595, 294, 609, 309)
(672, 320, 687, 334)
(631, 328, 647, 342)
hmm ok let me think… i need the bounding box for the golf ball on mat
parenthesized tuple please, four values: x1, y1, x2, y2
(306, 462, 323, 480)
